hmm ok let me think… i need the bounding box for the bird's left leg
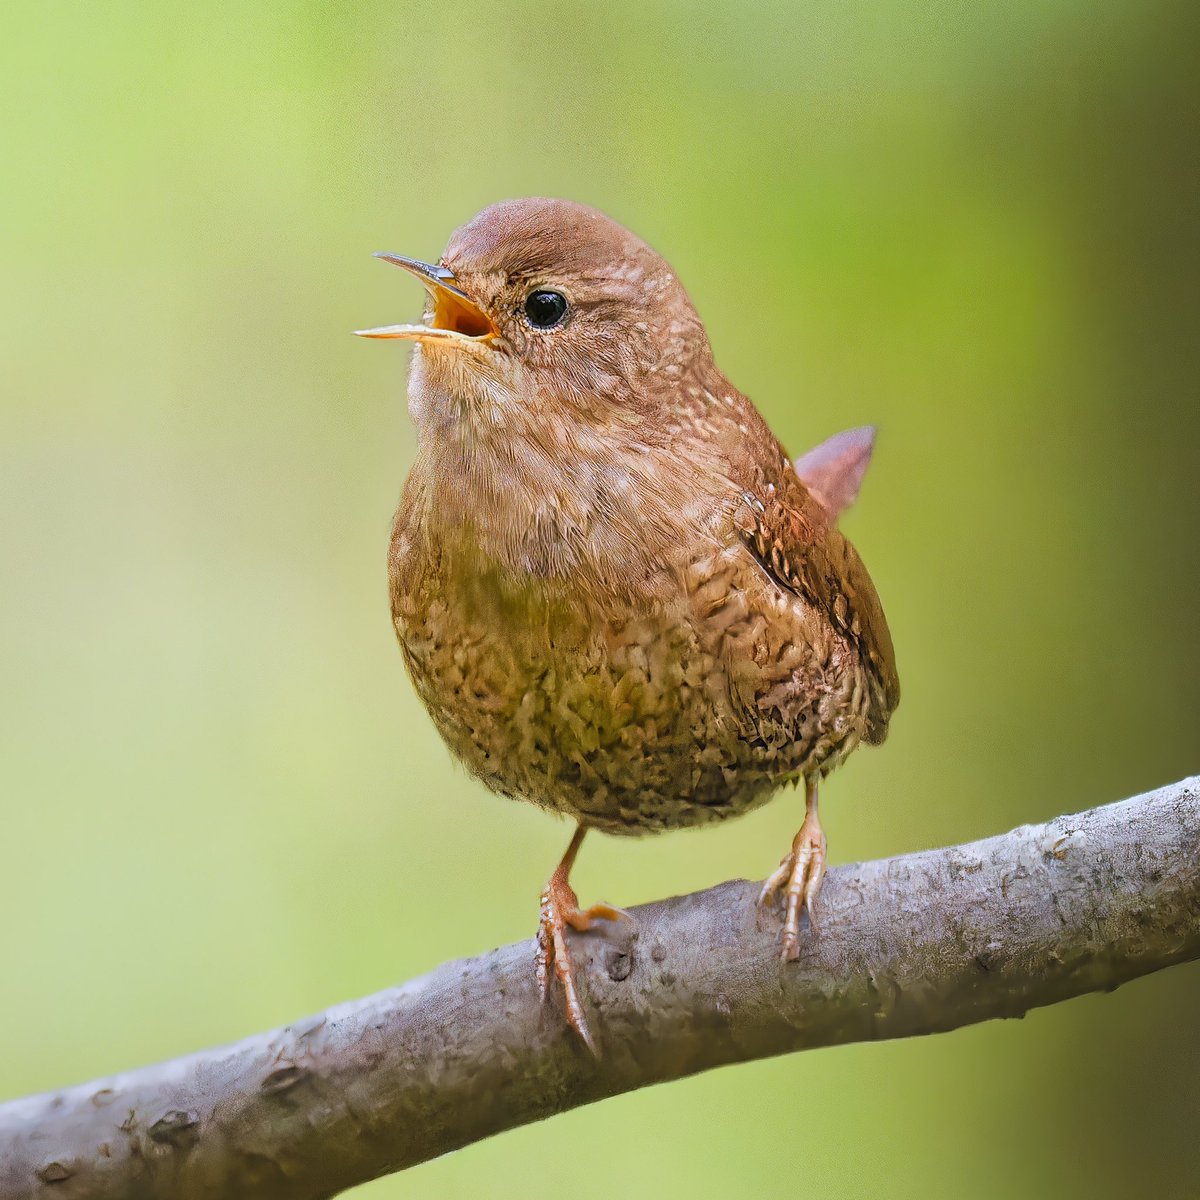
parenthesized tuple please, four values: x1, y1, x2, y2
(758, 776, 827, 961)
(535, 825, 627, 1054)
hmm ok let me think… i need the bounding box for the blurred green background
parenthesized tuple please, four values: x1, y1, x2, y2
(2, 2, 1198, 1196)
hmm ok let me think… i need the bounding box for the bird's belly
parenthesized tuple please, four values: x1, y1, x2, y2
(395, 566, 864, 835)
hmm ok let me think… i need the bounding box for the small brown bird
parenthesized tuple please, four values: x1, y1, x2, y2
(357, 199, 899, 1050)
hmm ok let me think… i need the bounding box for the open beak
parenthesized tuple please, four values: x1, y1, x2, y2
(354, 253, 498, 344)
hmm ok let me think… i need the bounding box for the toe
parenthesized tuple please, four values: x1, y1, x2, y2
(758, 857, 793, 907)
(567, 901, 630, 930)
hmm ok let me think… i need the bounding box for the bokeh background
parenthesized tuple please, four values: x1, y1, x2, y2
(2, 2, 1198, 1197)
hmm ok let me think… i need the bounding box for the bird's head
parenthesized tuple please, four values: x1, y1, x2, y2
(356, 198, 710, 445)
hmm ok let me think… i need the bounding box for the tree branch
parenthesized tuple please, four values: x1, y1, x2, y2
(3, 777, 1198, 1200)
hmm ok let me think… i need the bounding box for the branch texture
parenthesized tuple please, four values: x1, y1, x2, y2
(2, 777, 1198, 1200)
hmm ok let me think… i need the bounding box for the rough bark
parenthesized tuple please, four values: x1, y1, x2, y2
(2, 777, 1198, 1200)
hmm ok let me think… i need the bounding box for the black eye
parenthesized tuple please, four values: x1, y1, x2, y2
(523, 289, 569, 330)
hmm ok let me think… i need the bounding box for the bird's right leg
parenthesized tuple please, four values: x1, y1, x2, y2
(535, 825, 626, 1054)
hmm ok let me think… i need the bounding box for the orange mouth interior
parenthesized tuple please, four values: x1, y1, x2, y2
(433, 289, 496, 338)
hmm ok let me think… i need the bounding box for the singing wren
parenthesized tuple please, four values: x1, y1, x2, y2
(357, 198, 900, 1051)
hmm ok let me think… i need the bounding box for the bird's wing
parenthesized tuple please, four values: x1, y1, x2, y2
(737, 450, 899, 744)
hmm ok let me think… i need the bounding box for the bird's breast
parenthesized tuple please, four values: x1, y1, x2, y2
(390, 496, 868, 834)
